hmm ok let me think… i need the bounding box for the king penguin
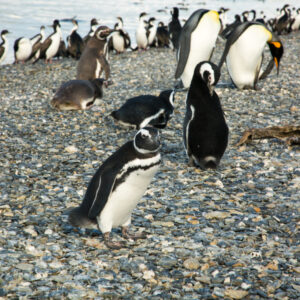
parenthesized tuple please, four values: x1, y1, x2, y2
(175, 9, 221, 88)
(111, 90, 175, 129)
(77, 26, 112, 83)
(183, 61, 229, 169)
(218, 22, 284, 90)
(68, 127, 161, 249)
(0, 30, 10, 64)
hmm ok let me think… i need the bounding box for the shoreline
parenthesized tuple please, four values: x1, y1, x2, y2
(0, 31, 299, 299)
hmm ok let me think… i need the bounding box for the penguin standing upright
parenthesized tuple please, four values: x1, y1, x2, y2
(147, 17, 157, 47)
(156, 22, 170, 48)
(77, 26, 112, 83)
(218, 22, 284, 90)
(136, 12, 148, 50)
(67, 19, 84, 59)
(14, 36, 32, 63)
(68, 127, 161, 249)
(111, 90, 175, 129)
(183, 61, 228, 169)
(83, 18, 99, 45)
(0, 30, 10, 64)
(27, 25, 45, 61)
(37, 20, 62, 63)
(168, 7, 182, 50)
(175, 9, 221, 88)
(108, 18, 131, 54)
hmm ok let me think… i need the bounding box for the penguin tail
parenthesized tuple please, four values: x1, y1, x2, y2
(68, 206, 96, 228)
(202, 156, 219, 169)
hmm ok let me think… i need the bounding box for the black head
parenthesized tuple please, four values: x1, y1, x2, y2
(171, 7, 179, 19)
(134, 127, 160, 154)
(159, 89, 175, 107)
(194, 61, 221, 95)
(91, 18, 99, 26)
(268, 37, 284, 75)
(1, 30, 9, 36)
(91, 78, 104, 98)
(53, 20, 60, 27)
(139, 12, 147, 19)
(148, 17, 156, 24)
(95, 26, 113, 40)
(72, 19, 78, 26)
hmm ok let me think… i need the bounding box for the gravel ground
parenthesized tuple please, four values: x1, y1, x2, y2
(0, 31, 299, 299)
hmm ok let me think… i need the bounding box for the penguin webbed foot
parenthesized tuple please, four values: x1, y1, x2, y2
(122, 226, 147, 240)
(103, 232, 126, 249)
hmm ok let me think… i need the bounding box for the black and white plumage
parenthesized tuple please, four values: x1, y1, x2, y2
(0, 30, 10, 64)
(168, 7, 182, 50)
(83, 18, 100, 44)
(37, 20, 62, 63)
(136, 12, 148, 50)
(14, 36, 32, 63)
(67, 19, 84, 59)
(175, 9, 221, 88)
(68, 127, 161, 249)
(27, 25, 45, 61)
(218, 22, 284, 90)
(183, 61, 228, 169)
(111, 90, 175, 129)
(147, 17, 157, 47)
(108, 18, 131, 54)
(51, 79, 104, 110)
(156, 22, 170, 48)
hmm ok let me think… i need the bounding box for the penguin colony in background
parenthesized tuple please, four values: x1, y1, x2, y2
(1, 3, 298, 249)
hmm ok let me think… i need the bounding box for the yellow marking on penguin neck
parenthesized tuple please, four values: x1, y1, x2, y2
(272, 41, 282, 48)
(208, 10, 220, 21)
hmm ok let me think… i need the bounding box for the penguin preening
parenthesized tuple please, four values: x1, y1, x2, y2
(175, 9, 221, 88)
(218, 22, 284, 90)
(51, 78, 104, 110)
(0, 30, 10, 64)
(183, 61, 228, 169)
(68, 127, 161, 249)
(77, 26, 112, 83)
(168, 7, 182, 50)
(111, 90, 175, 129)
(136, 12, 148, 50)
(67, 19, 84, 59)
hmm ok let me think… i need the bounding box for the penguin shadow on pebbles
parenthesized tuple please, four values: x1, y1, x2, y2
(183, 61, 229, 170)
(68, 127, 161, 249)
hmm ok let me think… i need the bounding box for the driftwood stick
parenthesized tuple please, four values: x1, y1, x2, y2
(236, 125, 300, 147)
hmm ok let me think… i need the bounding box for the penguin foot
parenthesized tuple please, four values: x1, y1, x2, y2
(103, 232, 126, 249)
(122, 226, 147, 240)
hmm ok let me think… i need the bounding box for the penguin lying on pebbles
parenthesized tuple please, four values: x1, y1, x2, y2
(111, 90, 175, 129)
(183, 61, 229, 169)
(51, 79, 104, 110)
(218, 22, 284, 90)
(68, 127, 161, 249)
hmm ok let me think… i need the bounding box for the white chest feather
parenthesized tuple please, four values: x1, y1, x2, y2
(226, 25, 271, 89)
(136, 23, 148, 48)
(99, 154, 160, 232)
(112, 33, 125, 52)
(0, 41, 8, 63)
(46, 32, 60, 59)
(95, 59, 101, 78)
(15, 38, 32, 61)
(181, 13, 220, 87)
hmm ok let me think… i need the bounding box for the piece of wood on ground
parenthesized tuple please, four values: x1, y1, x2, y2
(236, 125, 300, 147)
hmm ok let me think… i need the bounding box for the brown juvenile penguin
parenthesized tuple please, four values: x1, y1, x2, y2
(77, 26, 112, 84)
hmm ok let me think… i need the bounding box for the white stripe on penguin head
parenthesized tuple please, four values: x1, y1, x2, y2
(200, 63, 215, 85)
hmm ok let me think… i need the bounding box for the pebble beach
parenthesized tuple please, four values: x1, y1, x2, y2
(0, 30, 299, 299)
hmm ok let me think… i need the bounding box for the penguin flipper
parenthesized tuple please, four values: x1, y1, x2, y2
(87, 169, 118, 219)
(259, 58, 274, 80)
(174, 32, 190, 79)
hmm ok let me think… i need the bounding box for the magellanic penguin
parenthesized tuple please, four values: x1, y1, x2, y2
(168, 7, 182, 50)
(67, 19, 84, 59)
(0, 30, 10, 64)
(111, 90, 175, 129)
(77, 26, 112, 84)
(183, 61, 229, 169)
(36, 20, 62, 63)
(68, 127, 161, 249)
(218, 22, 284, 90)
(175, 9, 221, 88)
(135, 12, 148, 50)
(51, 78, 104, 110)
(14, 36, 32, 63)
